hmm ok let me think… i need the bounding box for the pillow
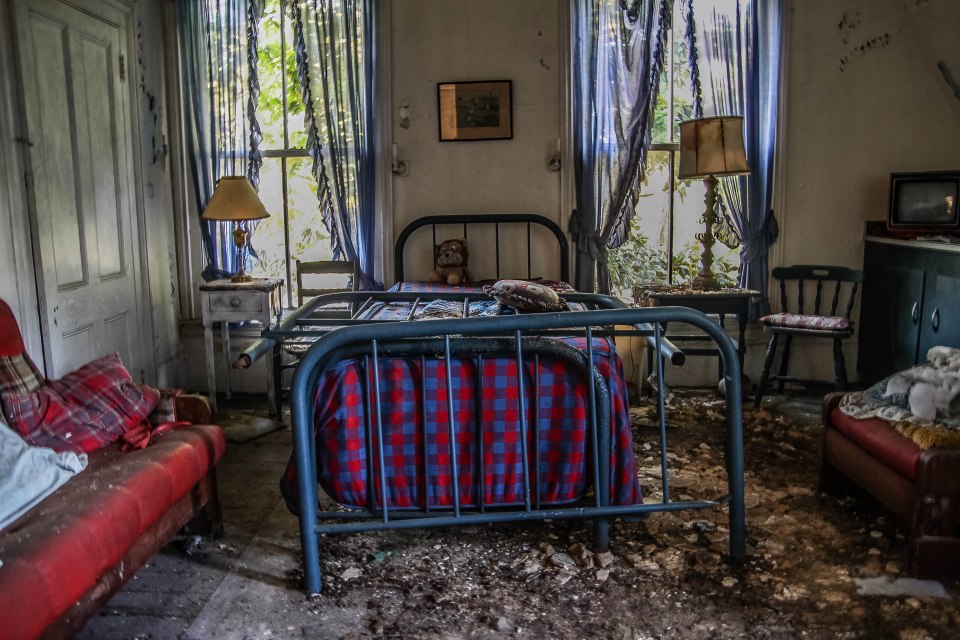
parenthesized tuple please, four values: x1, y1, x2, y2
(0, 415, 87, 531)
(527, 278, 575, 293)
(1, 353, 159, 453)
(484, 279, 566, 312)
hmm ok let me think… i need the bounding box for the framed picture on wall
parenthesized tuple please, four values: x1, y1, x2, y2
(437, 80, 512, 141)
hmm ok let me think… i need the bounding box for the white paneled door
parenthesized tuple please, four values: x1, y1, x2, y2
(12, 0, 146, 379)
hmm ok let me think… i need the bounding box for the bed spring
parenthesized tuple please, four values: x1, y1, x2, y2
(289, 306, 745, 595)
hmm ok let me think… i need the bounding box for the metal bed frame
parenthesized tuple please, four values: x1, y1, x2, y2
(240, 290, 687, 410)
(265, 295, 745, 595)
(393, 213, 571, 283)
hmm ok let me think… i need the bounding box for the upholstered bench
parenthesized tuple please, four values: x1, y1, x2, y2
(820, 392, 960, 577)
(0, 421, 225, 638)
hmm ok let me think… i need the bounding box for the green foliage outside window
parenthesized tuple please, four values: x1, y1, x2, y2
(249, 0, 334, 305)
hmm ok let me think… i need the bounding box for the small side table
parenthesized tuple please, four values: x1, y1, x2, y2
(639, 286, 759, 383)
(200, 278, 283, 415)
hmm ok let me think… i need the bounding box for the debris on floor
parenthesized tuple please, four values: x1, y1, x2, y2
(82, 391, 960, 639)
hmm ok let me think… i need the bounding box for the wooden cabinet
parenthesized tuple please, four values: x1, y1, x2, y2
(859, 238, 960, 384)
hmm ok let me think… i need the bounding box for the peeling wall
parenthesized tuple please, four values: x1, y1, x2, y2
(0, 8, 42, 361)
(774, 0, 960, 382)
(778, 0, 960, 269)
(134, 0, 182, 387)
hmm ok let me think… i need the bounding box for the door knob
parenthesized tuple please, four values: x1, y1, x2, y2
(931, 307, 940, 332)
(911, 301, 919, 324)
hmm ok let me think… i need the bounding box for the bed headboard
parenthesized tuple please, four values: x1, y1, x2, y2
(394, 214, 570, 284)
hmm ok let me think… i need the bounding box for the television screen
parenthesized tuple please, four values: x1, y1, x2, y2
(889, 171, 960, 230)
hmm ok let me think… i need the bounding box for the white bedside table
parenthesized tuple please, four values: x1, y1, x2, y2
(199, 278, 283, 414)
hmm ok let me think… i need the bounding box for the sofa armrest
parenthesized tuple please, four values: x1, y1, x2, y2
(822, 391, 845, 427)
(174, 394, 213, 424)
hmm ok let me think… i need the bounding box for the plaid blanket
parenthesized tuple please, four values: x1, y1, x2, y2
(281, 337, 640, 512)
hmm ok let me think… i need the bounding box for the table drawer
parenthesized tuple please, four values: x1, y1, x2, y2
(206, 292, 263, 314)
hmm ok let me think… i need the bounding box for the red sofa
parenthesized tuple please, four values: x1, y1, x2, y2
(820, 392, 960, 577)
(0, 397, 225, 639)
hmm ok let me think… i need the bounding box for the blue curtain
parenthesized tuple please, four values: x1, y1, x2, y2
(685, 0, 781, 317)
(290, 0, 381, 290)
(572, 0, 672, 293)
(177, 0, 263, 281)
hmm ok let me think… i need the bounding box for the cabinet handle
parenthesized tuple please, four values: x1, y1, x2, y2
(931, 307, 940, 332)
(911, 301, 920, 324)
(230, 297, 242, 308)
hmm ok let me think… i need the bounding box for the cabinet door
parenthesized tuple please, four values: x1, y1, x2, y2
(858, 261, 925, 384)
(918, 271, 960, 359)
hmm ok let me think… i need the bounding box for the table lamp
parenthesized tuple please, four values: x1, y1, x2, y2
(201, 176, 270, 283)
(677, 116, 750, 291)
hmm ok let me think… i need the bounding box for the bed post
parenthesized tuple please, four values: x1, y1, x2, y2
(291, 359, 323, 595)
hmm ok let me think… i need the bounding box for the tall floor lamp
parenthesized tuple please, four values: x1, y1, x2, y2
(677, 116, 750, 291)
(202, 176, 270, 283)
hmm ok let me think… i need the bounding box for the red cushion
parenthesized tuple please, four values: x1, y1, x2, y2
(830, 407, 922, 480)
(0, 425, 225, 639)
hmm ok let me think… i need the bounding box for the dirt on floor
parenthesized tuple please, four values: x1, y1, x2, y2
(244, 391, 956, 640)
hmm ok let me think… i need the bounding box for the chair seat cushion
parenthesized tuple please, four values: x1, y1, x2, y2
(830, 406, 922, 480)
(760, 313, 850, 331)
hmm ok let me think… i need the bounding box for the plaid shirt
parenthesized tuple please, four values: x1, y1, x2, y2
(2, 353, 158, 453)
(281, 337, 640, 512)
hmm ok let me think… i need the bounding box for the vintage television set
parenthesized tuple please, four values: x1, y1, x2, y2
(887, 170, 960, 233)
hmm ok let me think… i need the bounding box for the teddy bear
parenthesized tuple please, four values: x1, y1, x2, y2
(429, 238, 471, 285)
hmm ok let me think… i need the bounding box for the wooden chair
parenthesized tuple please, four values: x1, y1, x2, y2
(754, 265, 864, 406)
(295, 259, 360, 308)
(277, 261, 361, 406)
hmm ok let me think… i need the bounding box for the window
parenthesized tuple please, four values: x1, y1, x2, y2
(249, 0, 333, 307)
(608, 1, 740, 300)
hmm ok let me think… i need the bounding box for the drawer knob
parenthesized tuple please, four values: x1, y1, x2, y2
(230, 297, 242, 307)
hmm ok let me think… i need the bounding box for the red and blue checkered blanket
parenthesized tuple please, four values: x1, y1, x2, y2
(281, 336, 640, 512)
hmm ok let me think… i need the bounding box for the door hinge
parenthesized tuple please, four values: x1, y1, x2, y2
(119, 54, 125, 82)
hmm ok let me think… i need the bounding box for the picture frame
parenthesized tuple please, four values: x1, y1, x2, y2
(888, 170, 960, 232)
(437, 80, 512, 142)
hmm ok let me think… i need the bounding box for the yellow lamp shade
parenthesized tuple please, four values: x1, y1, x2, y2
(201, 176, 270, 222)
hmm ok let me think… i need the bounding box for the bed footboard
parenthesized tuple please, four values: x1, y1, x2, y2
(288, 307, 746, 595)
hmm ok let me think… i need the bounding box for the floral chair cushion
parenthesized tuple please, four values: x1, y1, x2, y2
(760, 313, 850, 332)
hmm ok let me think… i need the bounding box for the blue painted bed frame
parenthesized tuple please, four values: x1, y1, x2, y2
(277, 299, 745, 595)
